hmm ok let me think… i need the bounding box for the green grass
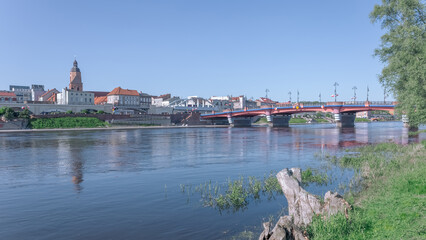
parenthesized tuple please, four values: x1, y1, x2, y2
(180, 169, 328, 211)
(289, 118, 307, 124)
(315, 118, 329, 123)
(355, 118, 370, 122)
(30, 117, 107, 129)
(254, 117, 268, 124)
(408, 129, 426, 136)
(308, 142, 426, 239)
(301, 168, 328, 185)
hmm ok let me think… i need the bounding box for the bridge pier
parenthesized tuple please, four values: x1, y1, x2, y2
(272, 115, 291, 127)
(335, 112, 355, 128)
(228, 117, 252, 127)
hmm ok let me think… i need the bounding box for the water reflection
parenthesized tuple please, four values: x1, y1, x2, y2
(0, 122, 424, 240)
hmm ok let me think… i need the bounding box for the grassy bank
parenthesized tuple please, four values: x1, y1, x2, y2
(289, 118, 307, 124)
(355, 118, 370, 122)
(307, 142, 426, 239)
(30, 117, 108, 129)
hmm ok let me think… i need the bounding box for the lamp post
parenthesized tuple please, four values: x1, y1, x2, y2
(297, 90, 299, 104)
(367, 86, 369, 102)
(319, 93, 322, 104)
(265, 89, 270, 99)
(333, 82, 339, 102)
(288, 91, 292, 103)
(352, 86, 357, 103)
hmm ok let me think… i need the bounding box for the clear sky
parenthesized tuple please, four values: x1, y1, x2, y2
(0, 0, 393, 102)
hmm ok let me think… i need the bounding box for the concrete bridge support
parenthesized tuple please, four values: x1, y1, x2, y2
(335, 112, 355, 128)
(272, 115, 291, 127)
(229, 117, 252, 127)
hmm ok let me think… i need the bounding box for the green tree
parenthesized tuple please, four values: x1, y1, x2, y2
(4, 108, 15, 121)
(0, 106, 7, 115)
(18, 109, 30, 119)
(370, 0, 426, 128)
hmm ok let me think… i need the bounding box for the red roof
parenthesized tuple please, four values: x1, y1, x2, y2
(0, 91, 16, 97)
(40, 88, 58, 98)
(94, 96, 108, 105)
(108, 87, 139, 96)
(47, 93, 57, 102)
(257, 97, 278, 104)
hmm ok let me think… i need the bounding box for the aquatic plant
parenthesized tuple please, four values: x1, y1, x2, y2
(301, 168, 328, 186)
(179, 168, 329, 212)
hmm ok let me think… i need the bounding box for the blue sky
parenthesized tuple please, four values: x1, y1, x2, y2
(0, 0, 392, 101)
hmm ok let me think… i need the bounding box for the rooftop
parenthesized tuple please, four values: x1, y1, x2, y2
(0, 91, 16, 97)
(108, 87, 139, 96)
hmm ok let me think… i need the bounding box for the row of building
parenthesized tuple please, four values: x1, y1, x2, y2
(0, 60, 283, 114)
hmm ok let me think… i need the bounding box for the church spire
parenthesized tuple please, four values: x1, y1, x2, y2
(69, 59, 83, 91)
(71, 59, 80, 72)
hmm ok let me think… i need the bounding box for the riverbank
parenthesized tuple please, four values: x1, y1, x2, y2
(0, 124, 230, 133)
(307, 141, 426, 239)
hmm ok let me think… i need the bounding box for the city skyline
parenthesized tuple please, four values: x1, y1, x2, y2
(0, 0, 393, 101)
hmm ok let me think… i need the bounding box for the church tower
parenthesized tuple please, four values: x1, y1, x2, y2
(69, 59, 83, 91)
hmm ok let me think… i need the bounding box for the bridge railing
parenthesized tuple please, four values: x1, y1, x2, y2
(343, 101, 366, 105)
(368, 101, 395, 105)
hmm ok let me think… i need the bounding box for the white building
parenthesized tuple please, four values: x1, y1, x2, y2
(57, 88, 94, 105)
(107, 87, 140, 106)
(31, 85, 46, 101)
(9, 85, 31, 103)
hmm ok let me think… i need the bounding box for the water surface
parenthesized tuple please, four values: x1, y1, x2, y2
(0, 122, 422, 239)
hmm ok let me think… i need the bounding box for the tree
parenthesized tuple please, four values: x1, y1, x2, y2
(370, 0, 425, 128)
(4, 108, 15, 121)
(18, 109, 30, 119)
(0, 107, 7, 115)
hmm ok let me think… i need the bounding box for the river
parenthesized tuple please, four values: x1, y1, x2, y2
(0, 122, 423, 239)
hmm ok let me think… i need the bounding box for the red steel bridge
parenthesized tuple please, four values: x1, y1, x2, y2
(201, 101, 396, 127)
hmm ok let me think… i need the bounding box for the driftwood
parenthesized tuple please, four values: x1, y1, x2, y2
(259, 168, 351, 240)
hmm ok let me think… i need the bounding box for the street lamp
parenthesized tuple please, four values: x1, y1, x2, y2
(367, 86, 369, 102)
(297, 90, 299, 104)
(319, 93, 321, 104)
(333, 82, 339, 102)
(288, 91, 292, 103)
(265, 89, 270, 99)
(352, 86, 357, 103)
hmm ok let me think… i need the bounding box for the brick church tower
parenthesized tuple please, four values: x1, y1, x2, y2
(69, 59, 83, 91)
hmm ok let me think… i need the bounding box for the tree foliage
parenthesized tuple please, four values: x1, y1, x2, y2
(370, 0, 426, 127)
(4, 108, 16, 121)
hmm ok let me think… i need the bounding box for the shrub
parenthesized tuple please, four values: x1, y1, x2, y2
(4, 108, 15, 121)
(30, 117, 106, 129)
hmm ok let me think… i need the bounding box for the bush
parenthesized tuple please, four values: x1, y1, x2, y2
(4, 108, 15, 121)
(0, 106, 8, 115)
(18, 109, 30, 119)
(66, 110, 73, 114)
(30, 117, 106, 129)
